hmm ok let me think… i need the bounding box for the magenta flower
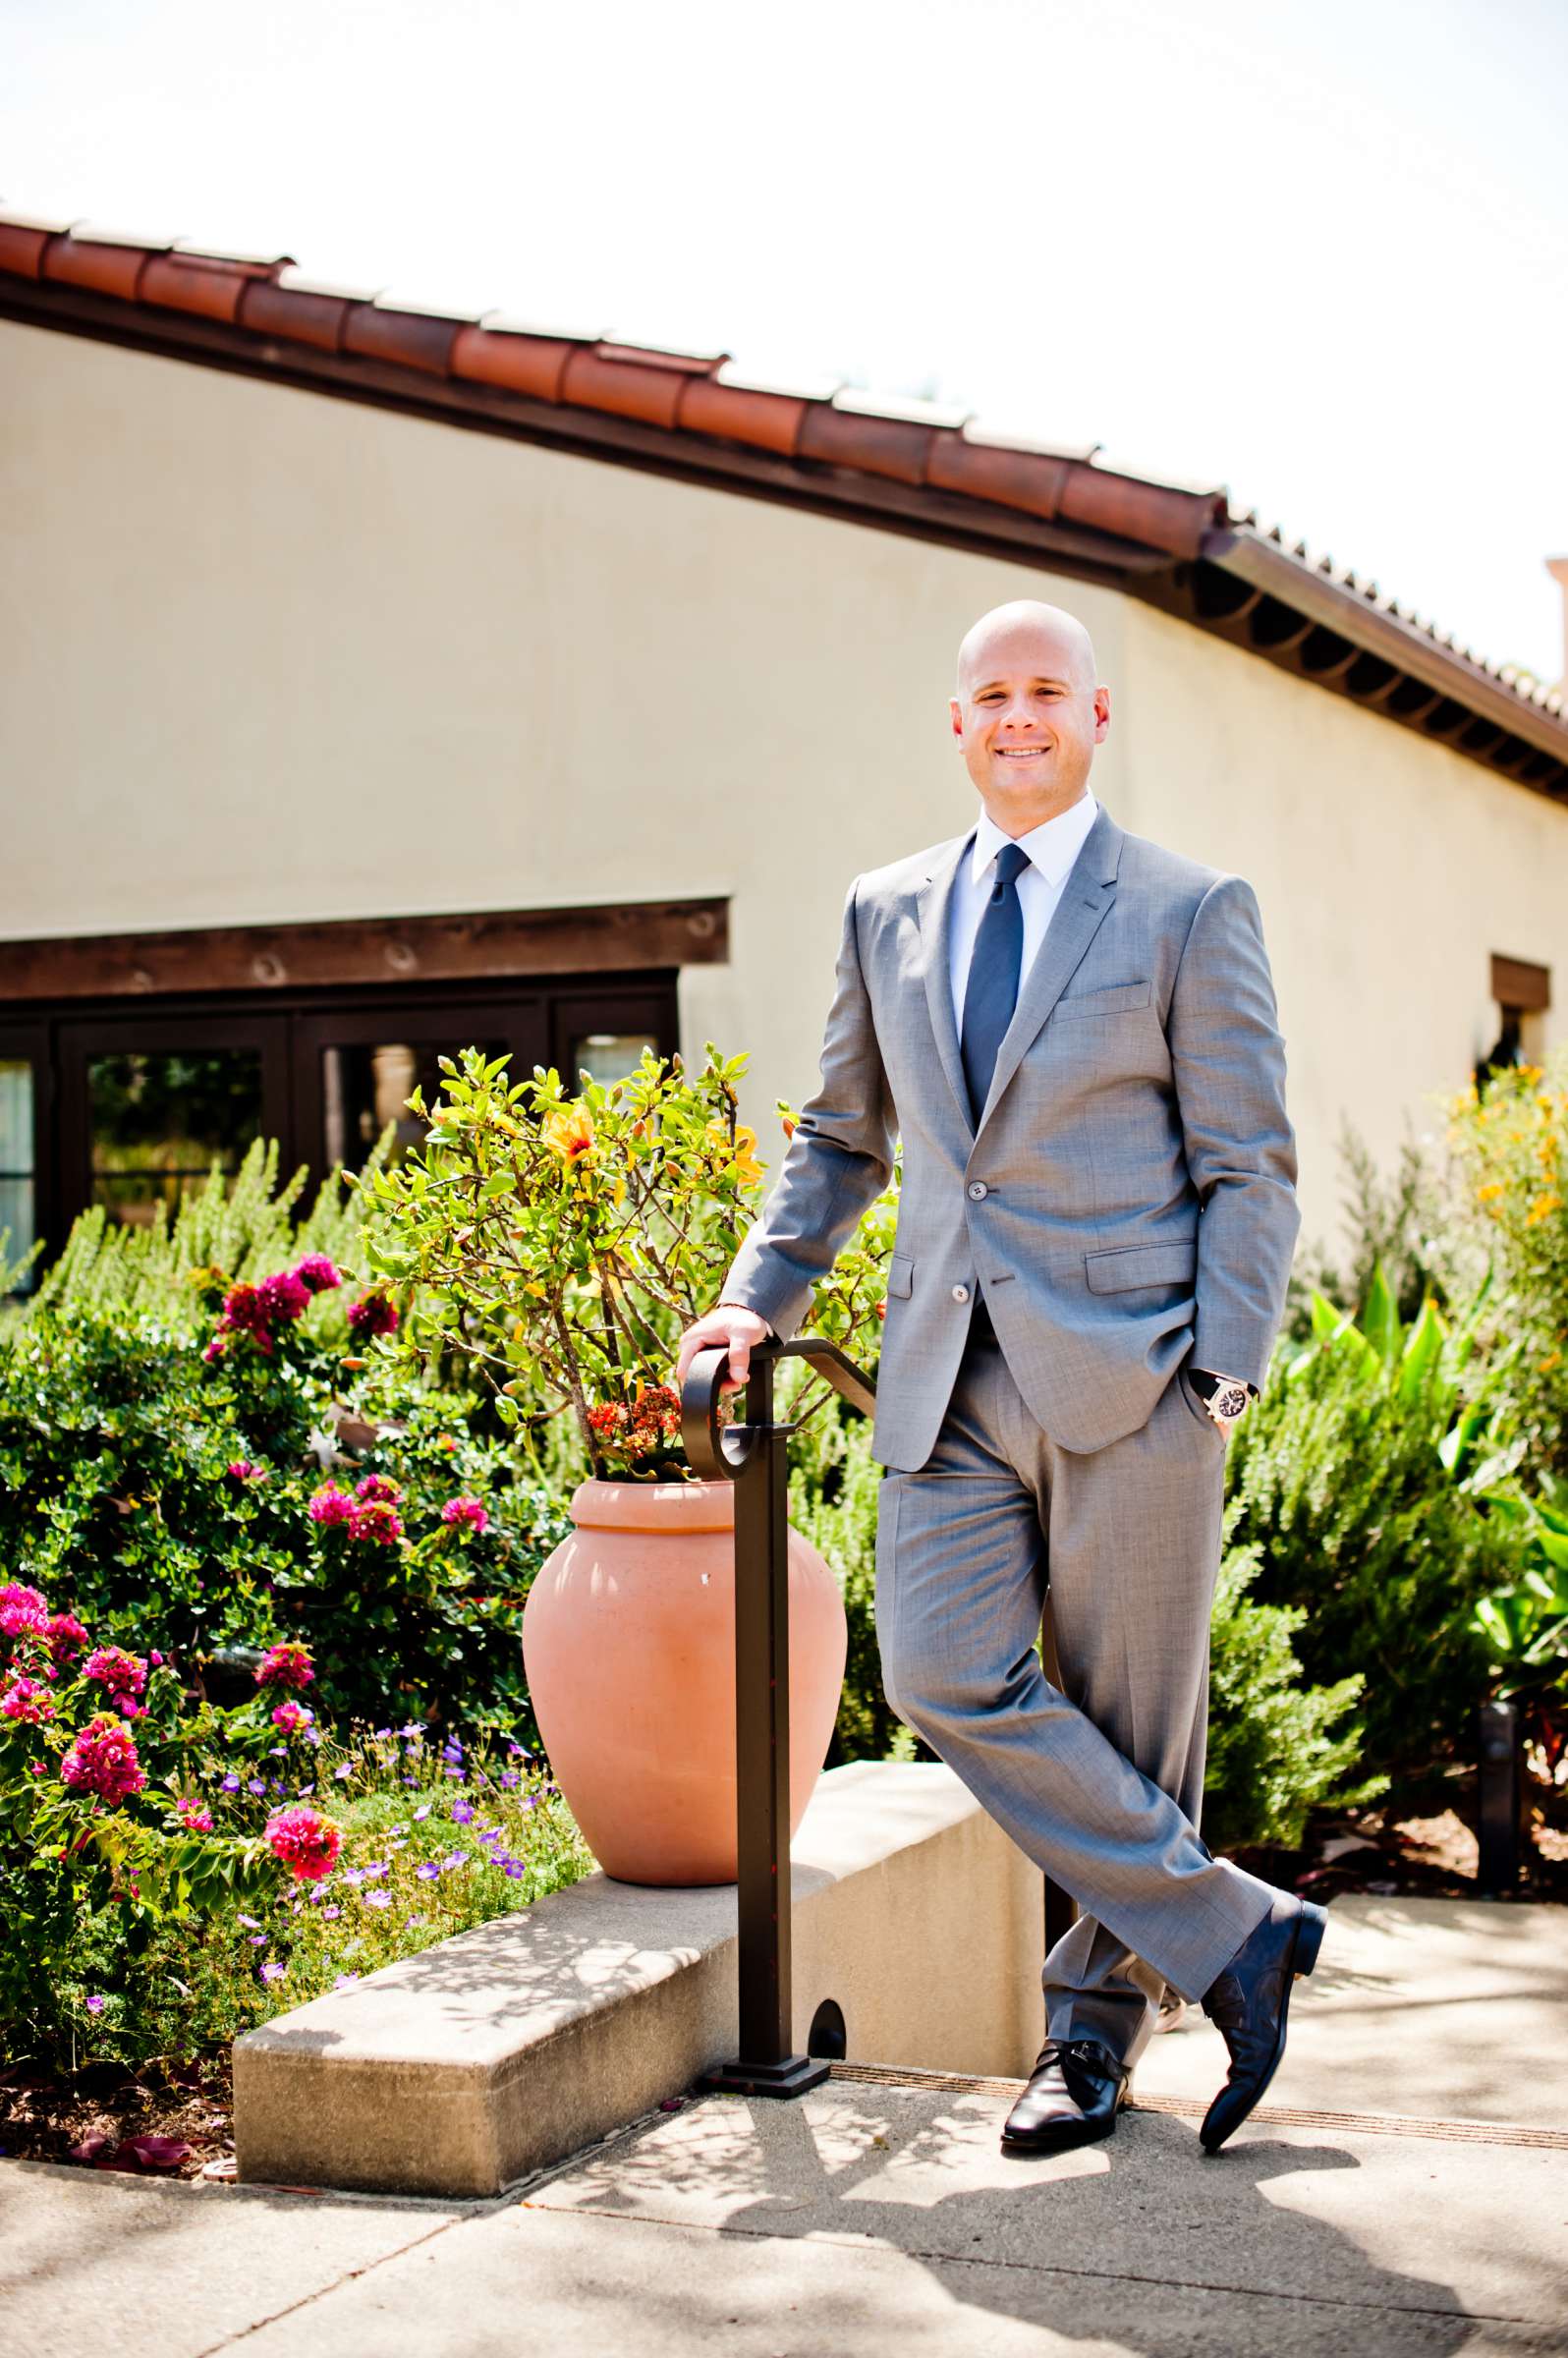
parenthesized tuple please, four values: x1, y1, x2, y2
(265, 1805, 344, 1882)
(270, 1698, 313, 1736)
(354, 1472, 402, 1506)
(257, 1268, 311, 1326)
(292, 1254, 342, 1294)
(84, 1993, 106, 2015)
(218, 1281, 272, 1342)
(441, 1496, 490, 1536)
(60, 1714, 147, 1805)
(1, 1676, 55, 1723)
(349, 1499, 404, 1547)
(0, 1583, 49, 1640)
(255, 1641, 315, 1691)
(308, 1484, 356, 1528)
(84, 1646, 148, 1699)
(45, 1611, 89, 1663)
(226, 1460, 266, 1486)
(202, 1337, 227, 1365)
(346, 1292, 399, 1340)
(176, 1796, 214, 1832)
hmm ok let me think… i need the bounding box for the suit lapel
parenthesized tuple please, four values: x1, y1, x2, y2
(915, 828, 978, 1139)
(976, 805, 1125, 1137)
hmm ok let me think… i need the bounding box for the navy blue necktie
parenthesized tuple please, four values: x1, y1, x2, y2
(960, 839, 1031, 1126)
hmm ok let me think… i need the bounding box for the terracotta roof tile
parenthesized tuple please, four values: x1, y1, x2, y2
(41, 226, 177, 303)
(0, 201, 1559, 762)
(0, 211, 71, 278)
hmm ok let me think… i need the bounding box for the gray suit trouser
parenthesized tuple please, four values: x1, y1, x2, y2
(874, 1307, 1275, 2068)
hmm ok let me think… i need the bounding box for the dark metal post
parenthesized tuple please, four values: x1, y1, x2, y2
(1478, 1697, 1524, 1895)
(682, 1335, 875, 2098)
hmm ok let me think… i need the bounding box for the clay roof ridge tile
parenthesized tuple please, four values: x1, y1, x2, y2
(171, 238, 293, 268)
(275, 264, 386, 304)
(476, 310, 603, 343)
(1088, 448, 1226, 501)
(594, 335, 726, 370)
(960, 417, 1099, 463)
(0, 205, 76, 234)
(67, 222, 181, 253)
(831, 385, 972, 429)
(711, 359, 843, 403)
(371, 289, 486, 322)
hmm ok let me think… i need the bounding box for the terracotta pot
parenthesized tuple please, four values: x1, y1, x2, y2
(521, 1477, 848, 1885)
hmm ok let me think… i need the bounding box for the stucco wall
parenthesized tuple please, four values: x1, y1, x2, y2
(3, 317, 1563, 1252)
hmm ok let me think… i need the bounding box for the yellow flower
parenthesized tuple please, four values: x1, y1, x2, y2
(1526, 1193, 1562, 1227)
(543, 1106, 595, 1163)
(705, 1117, 763, 1184)
(1476, 1183, 1505, 1203)
(1539, 1352, 1562, 1375)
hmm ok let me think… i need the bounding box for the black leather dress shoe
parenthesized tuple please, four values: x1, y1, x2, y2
(1000, 2038, 1129, 2154)
(1199, 1898, 1328, 2153)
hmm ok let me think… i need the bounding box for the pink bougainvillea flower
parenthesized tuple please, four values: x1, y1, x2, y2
(257, 1268, 311, 1326)
(292, 1254, 342, 1294)
(345, 1292, 399, 1340)
(176, 1796, 214, 1832)
(265, 1804, 343, 1882)
(441, 1495, 490, 1536)
(349, 1499, 404, 1547)
(202, 1337, 227, 1364)
(1, 1676, 56, 1723)
(60, 1714, 147, 1805)
(354, 1472, 402, 1506)
(308, 1484, 356, 1527)
(0, 1582, 50, 1639)
(45, 1611, 89, 1663)
(219, 1281, 270, 1338)
(270, 1698, 313, 1736)
(226, 1459, 266, 1485)
(84, 1645, 148, 1698)
(255, 1641, 315, 1691)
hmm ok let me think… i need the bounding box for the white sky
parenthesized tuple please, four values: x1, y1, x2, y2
(4, 0, 1566, 678)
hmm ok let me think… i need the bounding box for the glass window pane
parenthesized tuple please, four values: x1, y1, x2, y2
(88, 1048, 263, 1227)
(0, 1060, 32, 1177)
(321, 1040, 510, 1171)
(569, 1032, 659, 1088)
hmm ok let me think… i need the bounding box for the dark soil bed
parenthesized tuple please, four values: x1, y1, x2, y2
(0, 2054, 234, 2180)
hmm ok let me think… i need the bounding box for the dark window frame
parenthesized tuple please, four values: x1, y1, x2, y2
(2, 969, 680, 1278)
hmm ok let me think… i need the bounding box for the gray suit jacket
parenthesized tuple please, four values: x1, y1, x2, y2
(721, 802, 1300, 1469)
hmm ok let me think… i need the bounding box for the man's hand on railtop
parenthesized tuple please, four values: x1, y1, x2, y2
(674, 1304, 775, 1397)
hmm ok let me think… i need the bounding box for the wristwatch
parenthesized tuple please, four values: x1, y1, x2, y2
(1187, 1368, 1254, 1430)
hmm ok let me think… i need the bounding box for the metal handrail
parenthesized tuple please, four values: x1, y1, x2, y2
(680, 1334, 874, 2095)
(680, 1327, 1074, 2095)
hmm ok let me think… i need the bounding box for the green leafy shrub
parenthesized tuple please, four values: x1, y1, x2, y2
(1203, 1538, 1381, 1851)
(1226, 1277, 1518, 1774)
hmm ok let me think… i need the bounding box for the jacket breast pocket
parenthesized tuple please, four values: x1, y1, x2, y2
(1055, 979, 1152, 1020)
(1085, 1241, 1197, 1293)
(886, 1252, 914, 1299)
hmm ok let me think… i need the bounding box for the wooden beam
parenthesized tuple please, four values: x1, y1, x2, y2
(0, 899, 728, 1004)
(1491, 954, 1551, 1012)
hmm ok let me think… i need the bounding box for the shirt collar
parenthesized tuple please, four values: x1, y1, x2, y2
(970, 792, 1098, 890)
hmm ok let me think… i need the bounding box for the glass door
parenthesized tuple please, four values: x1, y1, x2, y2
(57, 1015, 292, 1236)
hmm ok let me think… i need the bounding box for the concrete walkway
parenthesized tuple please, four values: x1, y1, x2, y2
(6, 1896, 1567, 2357)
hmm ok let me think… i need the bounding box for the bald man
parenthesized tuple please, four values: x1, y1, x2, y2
(677, 601, 1324, 2157)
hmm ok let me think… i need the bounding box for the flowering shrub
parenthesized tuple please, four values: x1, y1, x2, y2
(0, 1303, 570, 1733)
(362, 1043, 895, 1479)
(265, 1803, 344, 1881)
(1428, 1051, 1568, 1478)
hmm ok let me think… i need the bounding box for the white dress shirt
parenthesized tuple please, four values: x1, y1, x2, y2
(949, 792, 1099, 1036)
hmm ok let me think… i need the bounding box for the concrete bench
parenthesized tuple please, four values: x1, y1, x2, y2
(234, 1762, 1044, 2198)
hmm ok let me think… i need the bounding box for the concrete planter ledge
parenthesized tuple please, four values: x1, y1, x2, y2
(234, 1762, 1044, 2198)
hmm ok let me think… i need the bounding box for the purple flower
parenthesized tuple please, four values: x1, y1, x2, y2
(247, 1778, 266, 1796)
(259, 1959, 287, 1983)
(333, 1764, 353, 1780)
(363, 1890, 391, 1910)
(333, 1972, 360, 1989)
(451, 1800, 474, 1825)
(442, 1851, 469, 1872)
(249, 1934, 269, 1946)
(499, 1772, 520, 1789)
(503, 1863, 526, 1879)
(221, 1772, 241, 1792)
(237, 1913, 261, 1929)
(84, 1993, 106, 2014)
(415, 1862, 441, 1881)
(413, 1805, 431, 1822)
(321, 1905, 342, 1920)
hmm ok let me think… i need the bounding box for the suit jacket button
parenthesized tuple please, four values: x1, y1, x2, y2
(967, 1181, 988, 1201)
(951, 1283, 971, 1304)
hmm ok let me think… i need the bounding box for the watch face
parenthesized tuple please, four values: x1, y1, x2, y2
(1213, 1383, 1250, 1424)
